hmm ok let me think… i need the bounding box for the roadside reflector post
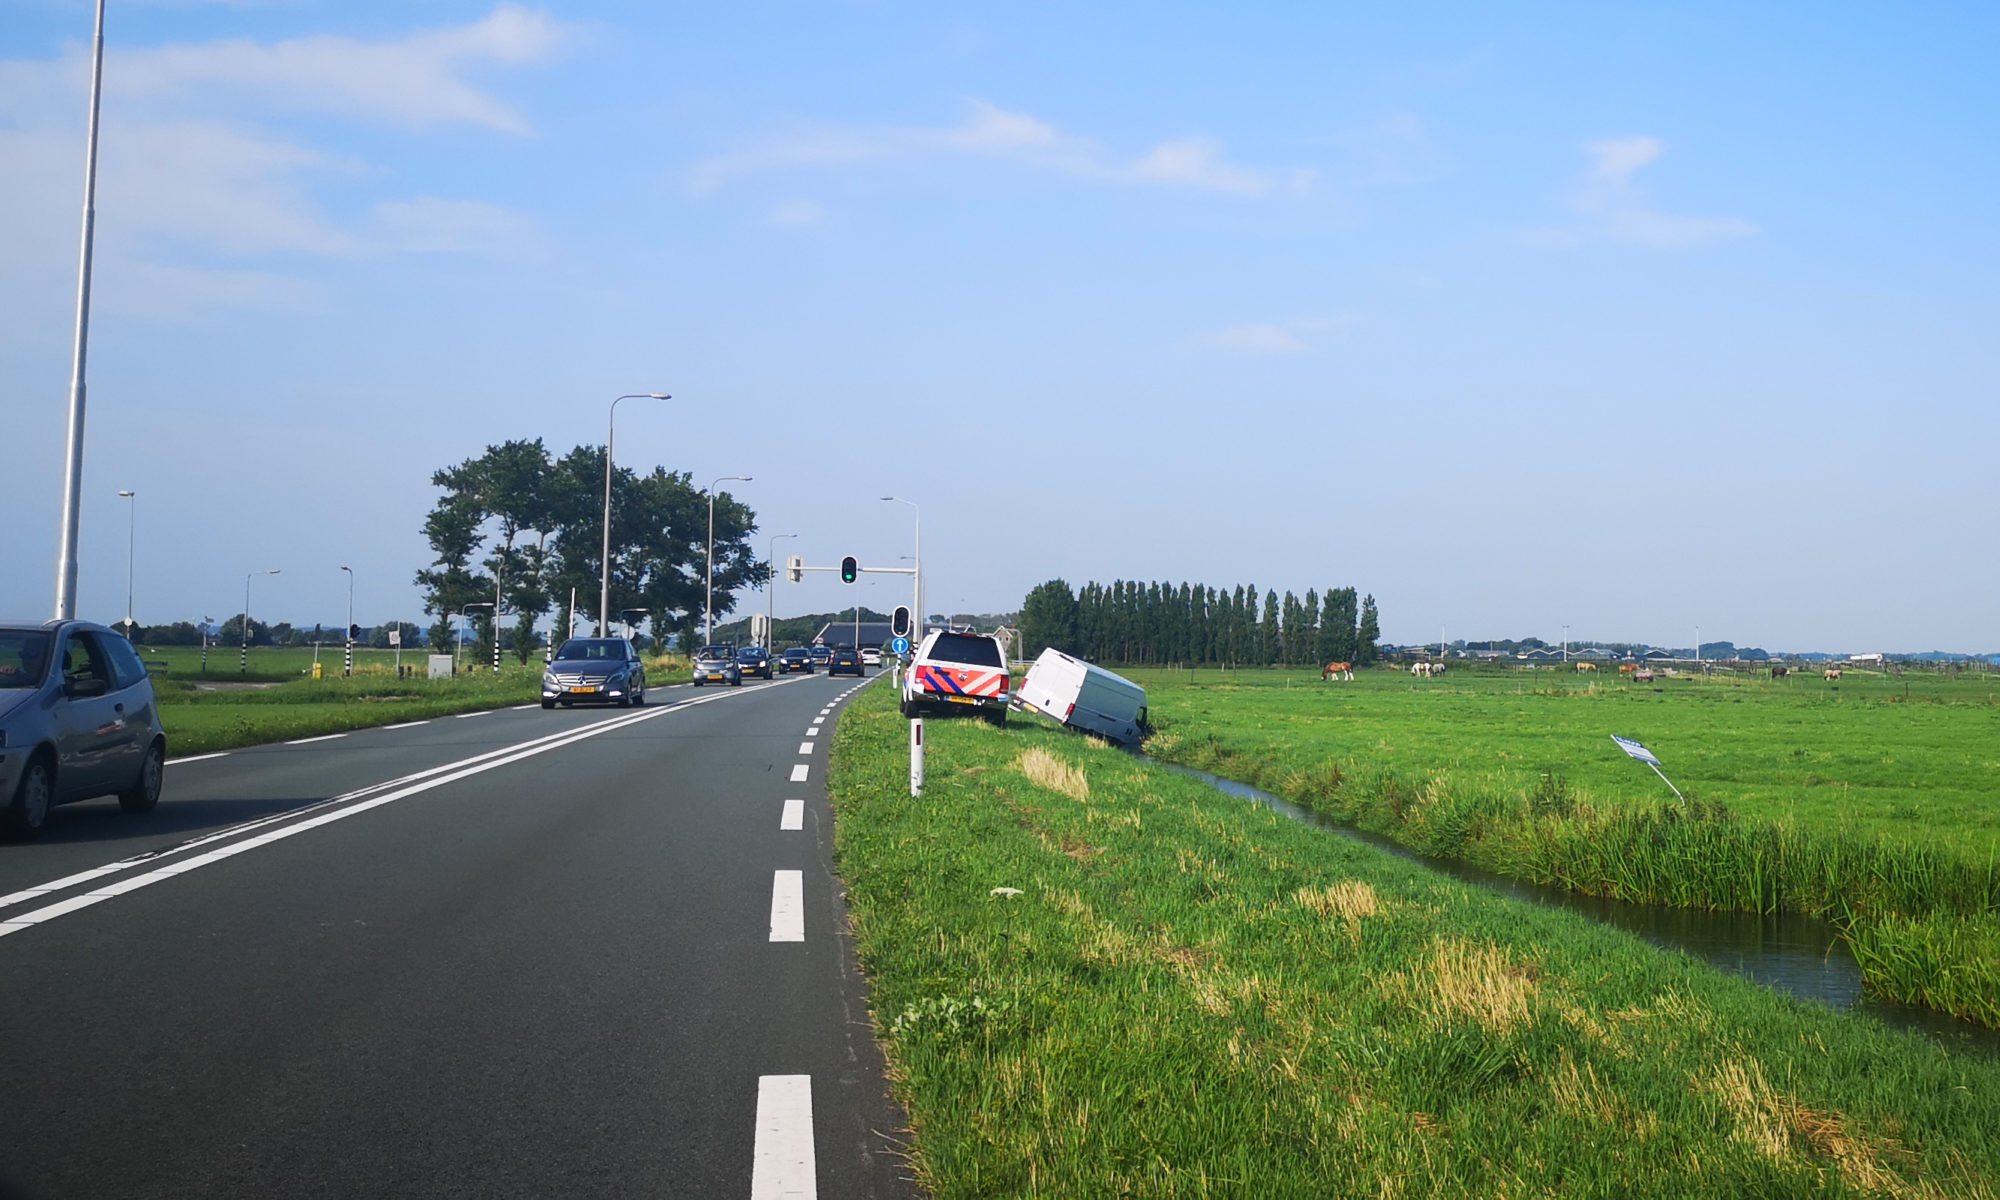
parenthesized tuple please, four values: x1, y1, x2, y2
(910, 717, 924, 796)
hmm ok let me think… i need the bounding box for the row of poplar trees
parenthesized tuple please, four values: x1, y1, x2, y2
(1018, 579, 1380, 669)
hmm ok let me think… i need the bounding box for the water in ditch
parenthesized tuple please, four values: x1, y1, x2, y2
(1154, 760, 2000, 1058)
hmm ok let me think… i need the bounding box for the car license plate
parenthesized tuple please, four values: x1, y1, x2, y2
(569, 686, 595, 694)
(946, 695, 976, 705)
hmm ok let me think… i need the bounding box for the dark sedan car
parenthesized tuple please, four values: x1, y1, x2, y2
(541, 638, 647, 708)
(777, 647, 814, 675)
(808, 645, 833, 669)
(827, 646, 865, 677)
(1, 619, 167, 839)
(737, 646, 774, 680)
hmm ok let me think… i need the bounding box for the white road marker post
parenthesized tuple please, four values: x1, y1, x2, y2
(910, 717, 924, 797)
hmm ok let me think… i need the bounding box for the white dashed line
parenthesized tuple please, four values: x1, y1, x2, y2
(804, 727, 819, 737)
(790, 764, 809, 783)
(511, 704, 537, 710)
(750, 1075, 816, 1199)
(781, 800, 804, 831)
(285, 733, 347, 745)
(769, 870, 804, 942)
(797, 742, 814, 755)
(454, 710, 491, 719)
(382, 721, 429, 730)
(811, 716, 824, 725)
(168, 752, 229, 765)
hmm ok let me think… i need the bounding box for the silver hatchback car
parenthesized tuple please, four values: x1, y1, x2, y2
(0, 620, 167, 839)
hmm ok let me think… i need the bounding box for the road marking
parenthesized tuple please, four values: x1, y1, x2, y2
(511, 704, 537, 710)
(168, 752, 229, 765)
(804, 727, 819, 737)
(285, 733, 347, 745)
(769, 870, 804, 942)
(781, 800, 804, 830)
(811, 716, 824, 725)
(750, 1075, 816, 1200)
(0, 678, 811, 929)
(454, 710, 491, 719)
(790, 763, 809, 782)
(797, 741, 814, 755)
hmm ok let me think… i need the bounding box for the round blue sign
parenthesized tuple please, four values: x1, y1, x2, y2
(891, 636, 910, 655)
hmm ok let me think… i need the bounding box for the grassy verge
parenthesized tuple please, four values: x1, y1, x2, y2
(828, 687, 2000, 1196)
(158, 668, 543, 754)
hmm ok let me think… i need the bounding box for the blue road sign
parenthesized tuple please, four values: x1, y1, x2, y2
(891, 636, 910, 655)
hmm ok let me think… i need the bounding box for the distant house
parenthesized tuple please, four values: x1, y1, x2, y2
(1642, 649, 1676, 661)
(814, 620, 895, 650)
(1521, 648, 1560, 661)
(1848, 652, 1885, 665)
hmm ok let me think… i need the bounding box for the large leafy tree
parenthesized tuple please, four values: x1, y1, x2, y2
(1020, 579, 1079, 660)
(419, 441, 762, 650)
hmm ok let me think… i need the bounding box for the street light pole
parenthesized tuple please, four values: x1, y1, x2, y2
(767, 533, 797, 651)
(117, 489, 135, 636)
(340, 565, 355, 676)
(600, 393, 670, 639)
(242, 569, 279, 674)
(883, 496, 921, 634)
(53, 0, 108, 622)
(705, 474, 752, 646)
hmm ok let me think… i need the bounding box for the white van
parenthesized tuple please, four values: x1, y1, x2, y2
(1018, 649, 1148, 744)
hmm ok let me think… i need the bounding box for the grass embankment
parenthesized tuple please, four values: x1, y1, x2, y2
(828, 686, 2000, 1197)
(156, 669, 542, 754)
(138, 644, 693, 684)
(1131, 667, 2000, 1026)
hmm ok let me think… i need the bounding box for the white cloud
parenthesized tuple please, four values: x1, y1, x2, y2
(373, 196, 533, 254)
(689, 100, 1289, 198)
(1526, 136, 1758, 250)
(1204, 315, 1357, 355)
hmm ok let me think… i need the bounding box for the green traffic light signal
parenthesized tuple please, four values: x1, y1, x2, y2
(840, 556, 858, 584)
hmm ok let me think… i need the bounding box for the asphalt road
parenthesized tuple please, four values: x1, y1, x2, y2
(0, 671, 916, 1200)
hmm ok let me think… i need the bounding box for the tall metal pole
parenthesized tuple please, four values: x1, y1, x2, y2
(600, 393, 669, 639)
(341, 565, 354, 676)
(53, 0, 108, 621)
(117, 489, 135, 634)
(243, 569, 278, 674)
(705, 474, 751, 646)
(883, 497, 920, 637)
(767, 533, 796, 651)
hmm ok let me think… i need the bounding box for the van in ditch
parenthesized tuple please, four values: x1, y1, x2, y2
(1018, 648, 1148, 745)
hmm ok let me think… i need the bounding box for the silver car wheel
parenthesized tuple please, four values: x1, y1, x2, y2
(4, 760, 53, 838)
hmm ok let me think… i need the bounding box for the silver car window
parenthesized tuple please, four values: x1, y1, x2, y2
(103, 632, 150, 690)
(61, 632, 113, 688)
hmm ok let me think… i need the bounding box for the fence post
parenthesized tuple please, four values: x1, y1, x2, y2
(910, 717, 924, 797)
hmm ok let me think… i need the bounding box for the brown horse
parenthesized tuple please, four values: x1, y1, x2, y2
(1770, 665, 1789, 679)
(1322, 661, 1353, 681)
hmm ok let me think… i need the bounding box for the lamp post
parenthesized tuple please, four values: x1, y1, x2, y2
(882, 496, 921, 634)
(242, 569, 279, 674)
(457, 602, 494, 675)
(705, 474, 752, 646)
(600, 392, 670, 638)
(766, 533, 797, 651)
(116, 489, 135, 637)
(340, 565, 355, 676)
(52, 0, 107, 622)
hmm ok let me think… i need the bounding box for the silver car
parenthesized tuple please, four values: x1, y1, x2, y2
(1, 620, 168, 839)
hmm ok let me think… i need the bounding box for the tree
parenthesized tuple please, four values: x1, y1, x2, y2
(1259, 590, 1279, 665)
(1019, 579, 1079, 660)
(1356, 594, 1382, 666)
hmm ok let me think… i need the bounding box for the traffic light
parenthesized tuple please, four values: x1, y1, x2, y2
(786, 554, 803, 584)
(891, 606, 911, 638)
(349, 624, 361, 640)
(840, 555, 858, 584)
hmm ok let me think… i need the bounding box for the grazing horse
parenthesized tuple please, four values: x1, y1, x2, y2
(1575, 662, 1597, 673)
(1322, 661, 1354, 681)
(1410, 661, 1439, 677)
(1770, 665, 1789, 679)
(1618, 664, 1639, 675)
(1824, 668, 1842, 681)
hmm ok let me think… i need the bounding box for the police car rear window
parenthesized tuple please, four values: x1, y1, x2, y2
(926, 633, 1002, 668)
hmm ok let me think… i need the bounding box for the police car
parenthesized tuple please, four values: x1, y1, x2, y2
(900, 630, 1010, 726)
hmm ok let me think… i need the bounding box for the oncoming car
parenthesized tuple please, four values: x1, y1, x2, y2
(542, 638, 647, 708)
(737, 645, 774, 680)
(692, 645, 743, 687)
(1, 619, 168, 839)
(901, 630, 1010, 726)
(777, 648, 814, 674)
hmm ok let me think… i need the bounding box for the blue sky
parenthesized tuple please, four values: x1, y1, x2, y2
(3, 1, 1994, 650)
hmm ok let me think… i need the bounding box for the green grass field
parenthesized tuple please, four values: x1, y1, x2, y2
(1130, 664, 2000, 1025)
(827, 684, 2000, 1197)
(138, 643, 511, 683)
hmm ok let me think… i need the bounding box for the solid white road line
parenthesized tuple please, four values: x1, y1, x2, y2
(797, 742, 814, 755)
(168, 752, 229, 766)
(0, 704, 678, 940)
(789, 764, 809, 783)
(285, 734, 347, 746)
(381, 721, 429, 730)
(781, 800, 804, 831)
(768, 870, 804, 942)
(750, 1075, 816, 1200)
